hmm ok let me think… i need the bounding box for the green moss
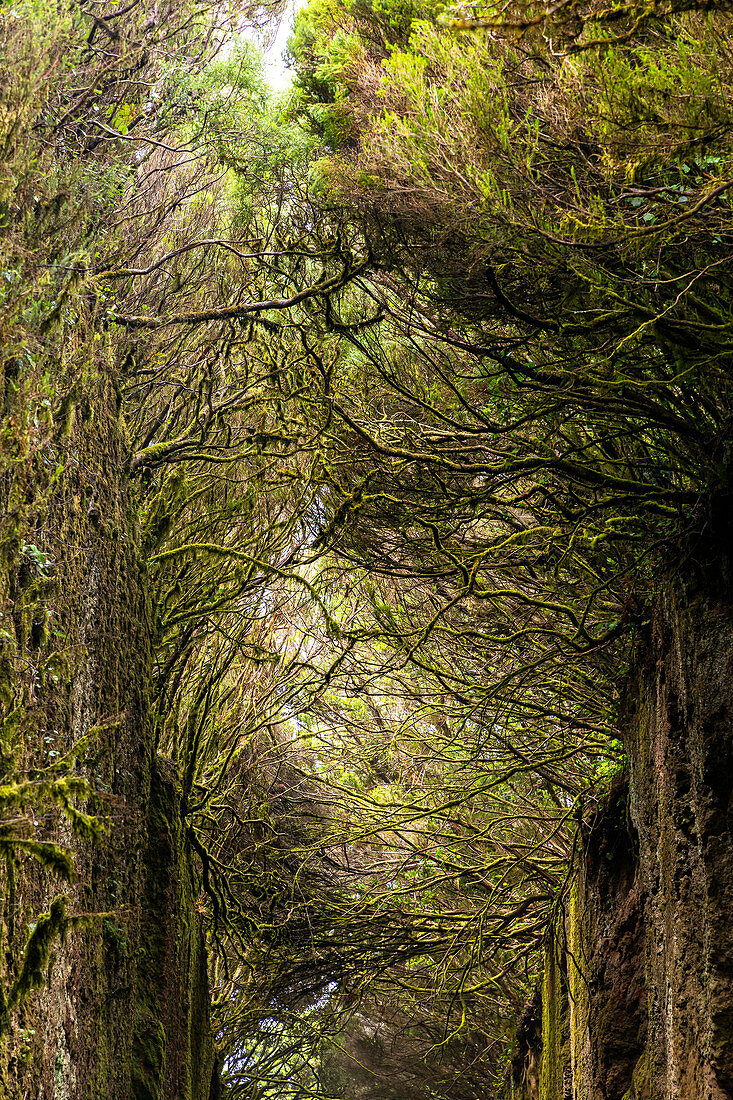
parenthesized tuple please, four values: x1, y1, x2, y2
(566, 877, 591, 1100)
(131, 1011, 167, 1100)
(4, 895, 70, 1027)
(539, 913, 570, 1100)
(620, 1047, 650, 1100)
(140, 471, 188, 556)
(133, 763, 217, 1100)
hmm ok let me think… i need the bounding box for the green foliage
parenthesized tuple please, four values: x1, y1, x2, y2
(158, 37, 270, 143)
(174, 5, 733, 1096)
(3, 0, 733, 1095)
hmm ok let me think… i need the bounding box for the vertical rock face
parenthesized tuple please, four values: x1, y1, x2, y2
(567, 782, 647, 1100)
(626, 540, 733, 1100)
(0, 366, 215, 1098)
(133, 763, 216, 1100)
(507, 535, 733, 1100)
(506, 781, 647, 1100)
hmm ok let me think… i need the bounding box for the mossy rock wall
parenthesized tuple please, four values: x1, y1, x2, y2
(506, 538, 733, 1100)
(538, 917, 569, 1100)
(625, 535, 733, 1099)
(132, 759, 216, 1100)
(0, 364, 216, 1098)
(566, 782, 647, 1100)
(505, 782, 647, 1100)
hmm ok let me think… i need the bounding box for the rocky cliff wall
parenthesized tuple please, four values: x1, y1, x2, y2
(625, 534, 733, 1100)
(0, 357, 216, 1099)
(507, 779, 647, 1100)
(507, 534, 733, 1100)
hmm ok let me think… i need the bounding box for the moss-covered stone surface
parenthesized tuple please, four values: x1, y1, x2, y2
(133, 760, 216, 1100)
(0, 365, 217, 1097)
(626, 528, 733, 1100)
(505, 537, 733, 1100)
(504, 783, 648, 1100)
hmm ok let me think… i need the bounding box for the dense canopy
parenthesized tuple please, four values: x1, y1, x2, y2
(1, 0, 732, 1096)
